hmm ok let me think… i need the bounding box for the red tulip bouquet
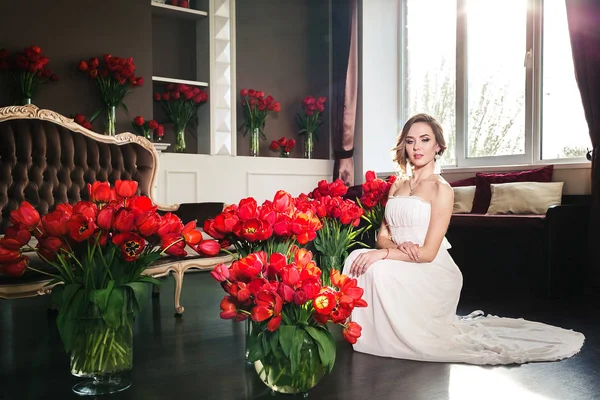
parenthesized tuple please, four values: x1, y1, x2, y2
(131, 116, 164, 142)
(296, 96, 326, 159)
(0, 180, 220, 384)
(269, 137, 296, 157)
(0, 46, 59, 105)
(211, 248, 366, 394)
(305, 179, 365, 285)
(77, 54, 144, 136)
(154, 83, 208, 152)
(203, 190, 322, 259)
(357, 171, 397, 247)
(72, 113, 94, 131)
(239, 88, 281, 156)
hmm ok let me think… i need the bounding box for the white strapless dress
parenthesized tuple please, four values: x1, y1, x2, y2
(341, 196, 585, 365)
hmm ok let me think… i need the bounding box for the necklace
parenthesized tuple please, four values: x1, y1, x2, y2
(409, 173, 435, 195)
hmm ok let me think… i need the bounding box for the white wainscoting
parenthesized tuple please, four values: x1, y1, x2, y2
(155, 153, 334, 206)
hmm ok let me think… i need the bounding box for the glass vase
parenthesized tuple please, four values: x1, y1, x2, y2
(319, 254, 341, 287)
(249, 127, 260, 157)
(69, 309, 134, 396)
(304, 131, 314, 159)
(23, 97, 32, 105)
(174, 126, 186, 153)
(254, 335, 328, 396)
(280, 150, 290, 158)
(105, 106, 116, 136)
(144, 130, 153, 142)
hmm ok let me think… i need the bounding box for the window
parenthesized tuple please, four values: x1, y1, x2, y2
(401, 0, 590, 168)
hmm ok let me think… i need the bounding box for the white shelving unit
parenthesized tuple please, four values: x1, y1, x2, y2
(152, 76, 208, 87)
(151, 3, 208, 19)
(151, 0, 235, 156)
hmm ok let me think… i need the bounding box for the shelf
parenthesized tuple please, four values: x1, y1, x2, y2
(152, 76, 208, 87)
(151, 3, 208, 20)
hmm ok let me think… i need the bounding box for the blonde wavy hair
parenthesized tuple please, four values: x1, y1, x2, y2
(392, 113, 447, 177)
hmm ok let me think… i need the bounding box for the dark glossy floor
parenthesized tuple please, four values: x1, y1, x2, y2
(1, 272, 599, 400)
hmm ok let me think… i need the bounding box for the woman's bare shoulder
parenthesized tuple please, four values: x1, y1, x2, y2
(432, 176, 454, 203)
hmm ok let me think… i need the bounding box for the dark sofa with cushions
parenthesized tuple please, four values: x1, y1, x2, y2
(344, 168, 590, 301)
(0, 105, 232, 314)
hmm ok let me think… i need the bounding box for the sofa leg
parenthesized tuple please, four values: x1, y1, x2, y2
(172, 268, 185, 317)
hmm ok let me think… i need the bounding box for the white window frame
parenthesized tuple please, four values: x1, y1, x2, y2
(398, 0, 589, 170)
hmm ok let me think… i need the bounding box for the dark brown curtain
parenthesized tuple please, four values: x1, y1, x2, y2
(565, 0, 600, 286)
(332, 0, 358, 185)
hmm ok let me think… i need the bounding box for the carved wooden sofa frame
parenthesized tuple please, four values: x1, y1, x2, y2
(0, 105, 232, 315)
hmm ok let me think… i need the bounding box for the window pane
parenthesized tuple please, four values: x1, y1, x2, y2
(466, 0, 526, 158)
(405, 0, 456, 166)
(541, 1, 590, 159)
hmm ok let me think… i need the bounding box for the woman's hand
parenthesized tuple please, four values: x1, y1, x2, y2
(397, 241, 420, 261)
(349, 249, 386, 277)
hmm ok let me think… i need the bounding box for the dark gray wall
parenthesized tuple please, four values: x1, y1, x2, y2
(0, 0, 153, 135)
(236, 0, 331, 159)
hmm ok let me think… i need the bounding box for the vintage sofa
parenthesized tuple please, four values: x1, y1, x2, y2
(344, 175, 590, 301)
(0, 105, 233, 315)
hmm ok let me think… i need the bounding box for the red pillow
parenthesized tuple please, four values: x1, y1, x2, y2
(471, 165, 554, 214)
(449, 177, 477, 187)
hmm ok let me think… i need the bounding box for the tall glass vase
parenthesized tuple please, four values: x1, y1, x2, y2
(23, 97, 32, 105)
(250, 127, 260, 157)
(174, 125, 186, 153)
(304, 131, 314, 159)
(105, 106, 116, 136)
(69, 307, 134, 396)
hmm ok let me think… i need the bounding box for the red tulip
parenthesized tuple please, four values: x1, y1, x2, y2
(87, 181, 111, 203)
(0, 242, 22, 263)
(67, 214, 96, 242)
(113, 208, 136, 232)
(210, 263, 230, 282)
(194, 240, 220, 256)
(219, 296, 238, 319)
(160, 233, 186, 257)
(182, 221, 203, 246)
(42, 209, 70, 237)
(9, 202, 40, 231)
(136, 210, 161, 237)
(114, 180, 138, 198)
(73, 201, 98, 220)
(313, 289, 336, 315)
(1, 256, 29, 277)
(157, 213, 184, 238)
(113, 232, 146, 261)
(342, 321, 362, 344)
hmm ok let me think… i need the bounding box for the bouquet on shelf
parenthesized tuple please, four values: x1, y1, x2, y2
(203, 190, 322, 259)
(211, 247, 366, 393)
(357, 171, 397, 247)
(131, 116, 164, 142)
(0, 46, 59, 105)
(305, 179, 365, 285)
(0, 180, 220, 377)
(73, 113, 94, 131)
(269, 137, 296, 157)
(77, 54, 144, 135)
(154, 83, 208, 152)
(239, 88, 281, 156)
(296, 96, 326, 158)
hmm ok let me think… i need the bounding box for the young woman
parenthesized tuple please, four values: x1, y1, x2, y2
(342, 113, 584, 365)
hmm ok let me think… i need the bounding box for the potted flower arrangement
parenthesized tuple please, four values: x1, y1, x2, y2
(211, 248, 366, 395)
(203, 190, 322, 258)
(269, 137, 296, 157)
(77, 55, 144, 136)
(305, 179, 365, 285)
(131, 115, 164, 142)
(357, 171, 397, 247)
(239, 89, 281, 157)
(0, 46, 59, 105)
(154, 83, 208, 152)
(296, 96, 326, 159)
(0, 180, 220, 396)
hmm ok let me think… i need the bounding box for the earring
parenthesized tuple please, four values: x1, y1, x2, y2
(405, 161, 413, 178)
(433, 153, 441, 175)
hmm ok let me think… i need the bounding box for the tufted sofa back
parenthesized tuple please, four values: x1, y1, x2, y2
(0, 106, 158, 234)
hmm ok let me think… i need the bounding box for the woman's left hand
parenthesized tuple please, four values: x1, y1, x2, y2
(349, 249, 386, 277)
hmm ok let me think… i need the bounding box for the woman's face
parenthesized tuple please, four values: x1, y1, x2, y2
(405, 122, 440, 167)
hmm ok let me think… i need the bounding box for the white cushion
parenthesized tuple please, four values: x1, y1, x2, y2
(452, 186, 476, 214)
(486, 181, 564, 215)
